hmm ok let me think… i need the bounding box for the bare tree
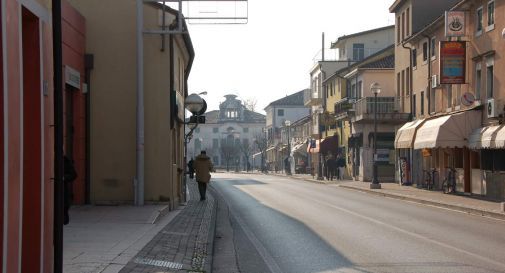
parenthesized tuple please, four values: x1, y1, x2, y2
(243, 98, 258, 112)
(220, 138, 240, 172)
(254, 132, 268, 172)
(239, 140, 254, 171)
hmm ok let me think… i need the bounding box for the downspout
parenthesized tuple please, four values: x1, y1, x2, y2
(52, 0, 64, 271)
(84, 54, 94, 204)
(136, 0, 145, 205)
(422, 34, 432, 116)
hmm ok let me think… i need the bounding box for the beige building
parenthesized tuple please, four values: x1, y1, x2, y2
(393, 0, 505, 200)
(69, 0, 194, 207)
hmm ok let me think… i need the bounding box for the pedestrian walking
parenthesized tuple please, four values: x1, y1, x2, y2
(187, 158, 195, 179)
(337, 154, 346, 180)
(64, 155, 77, 225)
(194, 151, 214, 201)
(326, 156, 336, 181)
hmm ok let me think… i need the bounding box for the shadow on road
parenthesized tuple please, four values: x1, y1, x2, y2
(211, 178, 372, 273)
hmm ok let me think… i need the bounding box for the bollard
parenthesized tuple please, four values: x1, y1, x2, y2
(501, 202, 505, 213)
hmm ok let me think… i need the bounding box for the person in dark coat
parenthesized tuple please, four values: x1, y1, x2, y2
(64, 155, 77, 225)
(187, 158, 195, 179)
(326, 156, 337, 181)
(194, 151, 214, 201)
(337, 154, 346, 180)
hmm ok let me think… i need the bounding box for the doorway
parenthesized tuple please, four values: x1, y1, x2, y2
(21, 6, 42, 273)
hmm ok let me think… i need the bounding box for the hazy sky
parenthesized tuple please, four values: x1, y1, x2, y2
(186, 0, 395, 114)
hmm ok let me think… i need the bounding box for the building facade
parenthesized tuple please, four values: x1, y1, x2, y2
(69, 0, 195, 207)
(265, 90, 310, 172)
(187, 95, 266, 171)
(393, 0, 505, 200)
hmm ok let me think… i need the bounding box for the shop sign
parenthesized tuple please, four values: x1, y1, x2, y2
(445, 11, 465, 37)
(374, 149, 390, 162)
(422, 148, 432, 157)
(65, 66, 81, 89)
(440, 41, 466, 84)
(461, 92, 475, 106)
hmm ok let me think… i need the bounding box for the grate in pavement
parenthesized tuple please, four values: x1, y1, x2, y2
(133, 257, 184, 270)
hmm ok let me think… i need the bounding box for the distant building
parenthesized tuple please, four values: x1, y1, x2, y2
(265, 90, 310, 171)
(187, 95, 266, 170)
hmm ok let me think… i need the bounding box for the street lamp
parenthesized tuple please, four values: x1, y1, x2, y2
(285, 120, 292, 175)
(370, 82, 382, 189)
(183, 93, 207, 202)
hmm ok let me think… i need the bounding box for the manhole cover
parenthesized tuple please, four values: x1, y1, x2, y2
(133, 257, 183, 270)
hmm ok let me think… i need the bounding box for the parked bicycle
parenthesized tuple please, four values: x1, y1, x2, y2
(442, 167, 457, 194)
(422, 168, 437, 190)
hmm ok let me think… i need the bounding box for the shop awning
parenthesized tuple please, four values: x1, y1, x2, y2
(320, 135, 339, 155)
(413, 111, 481, 149)
(394, 119, 425, 149)
(307, 140, 320, 153)
(292, 142, 308, 155)
(469, 125, 505, 149)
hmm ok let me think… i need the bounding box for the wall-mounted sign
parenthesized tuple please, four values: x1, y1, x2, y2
(374, 149, 390, 162)
(461, 92, 475, 106)
(65, 66, 81, 89)
(422, 148, 432, 157)
(445, 11, 466, 37)
(440, 41, 466, 84)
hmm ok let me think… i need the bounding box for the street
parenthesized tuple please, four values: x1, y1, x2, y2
(210, 173, 505, 273)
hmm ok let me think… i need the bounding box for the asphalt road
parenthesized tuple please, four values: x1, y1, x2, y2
(210, 172, 505, 273)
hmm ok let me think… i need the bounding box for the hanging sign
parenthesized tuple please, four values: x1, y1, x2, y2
(445, 11, 466, 37)
(440, 41, 466, 84)
(461, 92, 475, 106)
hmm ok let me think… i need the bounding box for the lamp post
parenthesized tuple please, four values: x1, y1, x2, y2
(370, 82, 382, 189)
(285, 120, 292, 175)
(262, 127, 268, 173)
(183, 93, 207, 201)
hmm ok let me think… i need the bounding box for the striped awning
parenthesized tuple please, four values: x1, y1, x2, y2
(468, 125, 505, 149)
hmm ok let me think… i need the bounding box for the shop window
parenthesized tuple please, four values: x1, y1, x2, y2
(470, 151, 480, 169)
(454, 148, 463, 168)
(481, 149, 505, 171)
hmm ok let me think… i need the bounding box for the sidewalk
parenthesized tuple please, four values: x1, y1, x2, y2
(64, 181, 216, 273)
(267, 172, 505, 221)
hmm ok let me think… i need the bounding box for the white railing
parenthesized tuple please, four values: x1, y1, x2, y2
(354, 97, 400, 116)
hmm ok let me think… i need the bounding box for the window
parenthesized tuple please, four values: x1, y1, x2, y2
(213, 156, 219, 166)
(401, 70, 405, 96)
(396, 72, 401, 97)
(213, 127, 219, 133)
(406, 8, 410, 37)
(351, 83, 356, 99)
(213, 139, 219, 149)
(476, 7, 483, 34)
(487, 1, 495, 28)
(401, 11, 405, 41)
(447, 85, 452, 108)
(243, 127, 249, 133)
(430, 37, 436, 59)
(486, 56, 494, 98)
(476, 63, 482, 100)
(357, 81, 363, 99)
(396, 16, 401, 43)
(412, 48, 417, 68)
(413, 94, 416, 116)
(406, 67, 411, 95)
(243, 138, 249, 147)
(352, 43, 364, 61)
(195, 128, 200, 134)
(422, 41, 428, 62)
(420, 91, 425, 115)
(277, 109, 284, 116)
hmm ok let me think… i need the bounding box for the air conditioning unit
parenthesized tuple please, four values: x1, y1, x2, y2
(487, 98, 497, 118)
(431, 75, 438, 88)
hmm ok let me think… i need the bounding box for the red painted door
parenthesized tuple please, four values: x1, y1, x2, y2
(21, 7, 42, 273)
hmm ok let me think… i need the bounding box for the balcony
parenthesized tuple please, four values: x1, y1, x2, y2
(352, 97, 410, 124)
(334, 97, 355, 120)
(303, 88, 323, 106)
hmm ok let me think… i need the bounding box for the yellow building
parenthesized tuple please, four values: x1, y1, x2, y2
(69, 0, 194, 207)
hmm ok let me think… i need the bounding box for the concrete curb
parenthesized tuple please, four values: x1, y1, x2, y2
(339, 184, 505, 221)
(150, 205, 171, 224)
(205, 192, 218, 273)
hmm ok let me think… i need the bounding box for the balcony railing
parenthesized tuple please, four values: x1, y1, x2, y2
(334, 97, 355, 120)
(355, 97, 399, 115)
(303, 88, 323, 106)
(352, 96, 409, 123)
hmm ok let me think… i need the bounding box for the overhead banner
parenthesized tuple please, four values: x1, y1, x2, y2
(445, 11, 466, 37)
(440, 41, 466, 84)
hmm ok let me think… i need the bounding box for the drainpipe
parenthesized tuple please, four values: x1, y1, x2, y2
(84, 54, 94, 204)
(52, 0, 64, 271)
(136, 0, 145, 205)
